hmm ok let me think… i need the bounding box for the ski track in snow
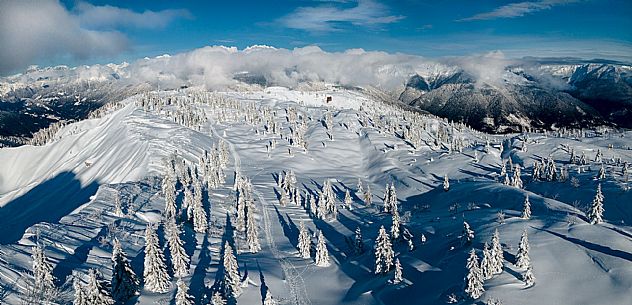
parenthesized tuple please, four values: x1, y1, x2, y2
(208, 118, 312, 305)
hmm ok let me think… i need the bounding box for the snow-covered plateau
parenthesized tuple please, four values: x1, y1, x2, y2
(0, 84, 631, 305)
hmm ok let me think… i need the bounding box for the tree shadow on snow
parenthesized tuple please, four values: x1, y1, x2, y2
(0, 171, 100, 244)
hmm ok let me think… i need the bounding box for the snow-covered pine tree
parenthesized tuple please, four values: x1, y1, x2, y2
(363, 185, 372, 207)
(191, 189, 208, 233)
(166, 222, 190, 277)
(174, 278, 194, 305)
(357, 178, 364, 195)
(297, 222, 311, 259)
(503, 173, 510, 185)
(114, 192, 124, 217)
(480, 242, 493, 280)
(315, 230, 330, 267)
(512, 165, 523, 189)
(464, 249, 484, 299)
(344, 189, 353, 210)
(354, 227, 364, 254)
(521, 195, 531, 219)
(111, 238, 139, 301)
(392, 258, 403, 284)
(73, 279, 87, 305)
(143, 224, 171, 293)
(222, 241, 242, 298)
(374, 225, 394, 274)
(588, 183, 605, 224)
(597, 164, 606, 180)
(490, 229, 504, 274)
(85, 269, 114, 305)
(263, 290, 277, 305)
(211, 291, 227, 305)
(183, 187, 194, 221)
(523, 265, 535, 287)
(443, 174, 450, 191)
(515, 230, 530, 269)
(383, 184, 391, 213)
(246, 203, 261, 253)
(31, 243, 56, 292)
(391, 210, 401, 239)
(462, 221, 474, 245)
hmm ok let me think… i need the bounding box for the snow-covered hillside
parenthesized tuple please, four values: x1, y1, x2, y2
(0, 86, 631, 305)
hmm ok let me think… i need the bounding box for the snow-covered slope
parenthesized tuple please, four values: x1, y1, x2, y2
(0, 86, 631, 305)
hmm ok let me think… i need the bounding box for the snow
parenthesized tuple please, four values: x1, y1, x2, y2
(0, 86, 631, 305)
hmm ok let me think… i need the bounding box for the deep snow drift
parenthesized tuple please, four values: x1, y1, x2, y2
(0, 85, 631, 305)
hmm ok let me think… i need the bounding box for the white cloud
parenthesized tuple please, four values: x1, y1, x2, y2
(73, 1, 192, 30)
(459, 0, 580, 21)
(0, 0, 190, 75)
(278, 0, 404, 32)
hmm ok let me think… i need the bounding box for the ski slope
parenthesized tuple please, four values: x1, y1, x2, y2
(0, 86, 631, 305)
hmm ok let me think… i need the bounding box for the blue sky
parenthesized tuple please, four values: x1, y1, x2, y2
(1, 0, 631, 74)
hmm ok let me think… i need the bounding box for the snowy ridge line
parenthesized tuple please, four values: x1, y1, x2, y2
(208, 119, 311, 305)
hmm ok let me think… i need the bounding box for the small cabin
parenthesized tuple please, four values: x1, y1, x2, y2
(326, 96, 332, 103)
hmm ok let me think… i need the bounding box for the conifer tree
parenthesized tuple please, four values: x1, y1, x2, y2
(246, 205, 261, 253)
(211, 291, 227, 305)
(114, 193, 124, 217)
(512, 165, 523, 189)
(344, 189, 353, 210)
(515, 230, 531, 269)
(315, 230, 330, 267)
(391, 210, 401, 239)
(374, 226, 394, 274)
(175, 278, 194, 305)
(166, 222, 190, 277)
(392, 258, 403, 284)
(222, 241, 241, 298)
(297, 222, 311, 259)
(143, 224, 171, 293)
(462, 222, 474, 245)
(523, 265, 535, 287)
(31, 243, 56, 292)
(588, 184, 605, 224)
(383, 184, 391, 213)
(73, 279, 87, 305)
(388, 184, 398, 214)
(480, 242, 493, 280)
(443, 174, 450, 191)
(464, 249, 484, 299)
(354, 227, 364, 254)
(521, 195, 531, 219)
(192, 190, 208, 233)
(85, 269, 114, 305)
(111, 238, 139, 301)
(363, 185, 372, 207)
(356, 178, 364, 195)
(490, 229, 504, 274)
(263, 290, 277, 305)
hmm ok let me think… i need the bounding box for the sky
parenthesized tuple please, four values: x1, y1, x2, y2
(0, 0, 631, 75)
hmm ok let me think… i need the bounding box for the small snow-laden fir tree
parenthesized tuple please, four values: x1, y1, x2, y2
(191, 188, 208, 233)
(211, 291, 227, 305)
(111, 238, 139, 301)
(464, 249, 485, 299)
(73, 278, 87, 305)
(462, 222, 474, 246)
(143, 223, 171, 293)
(388, 184, 398, 214)
(523, 265, 535, 287)
(443, 174, 450, 191)
(356, 178, 364, 195)
(503, 173, 511, 186)
(391, 210, 401, 239)
(263, 290, 278, 305)
(597, 164, 606, 180)
(315, 230, 330, 267)
(500, 161, 507, 177)
(85, 269, 114, 305)
(354, 227, 364, 254)
(392, 258, 403, 284)
(162, 174, 177, 219)
(383, 184, 391, 213)
(31, 243, 56, 292)
(490, 229, 504, 274)
(246, 204, 261, 253)
(363, 185, 373, 207)
(166, 221, 190, 278)
(588, 184, 605, 224)
(183, 187, 194, 221)
(374, 225, 394, 274)
(114, 192, 124, 217)
(512, 165, 523, 189)
(521, 195, 532, 219)
(174, 278, 194, 305)
(297, 222, 311, 259)
(515, 230, 531, 269)
(222, 241, 242, 298)
(344, 189, 353, 210)
(480, 242, 494, 280)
